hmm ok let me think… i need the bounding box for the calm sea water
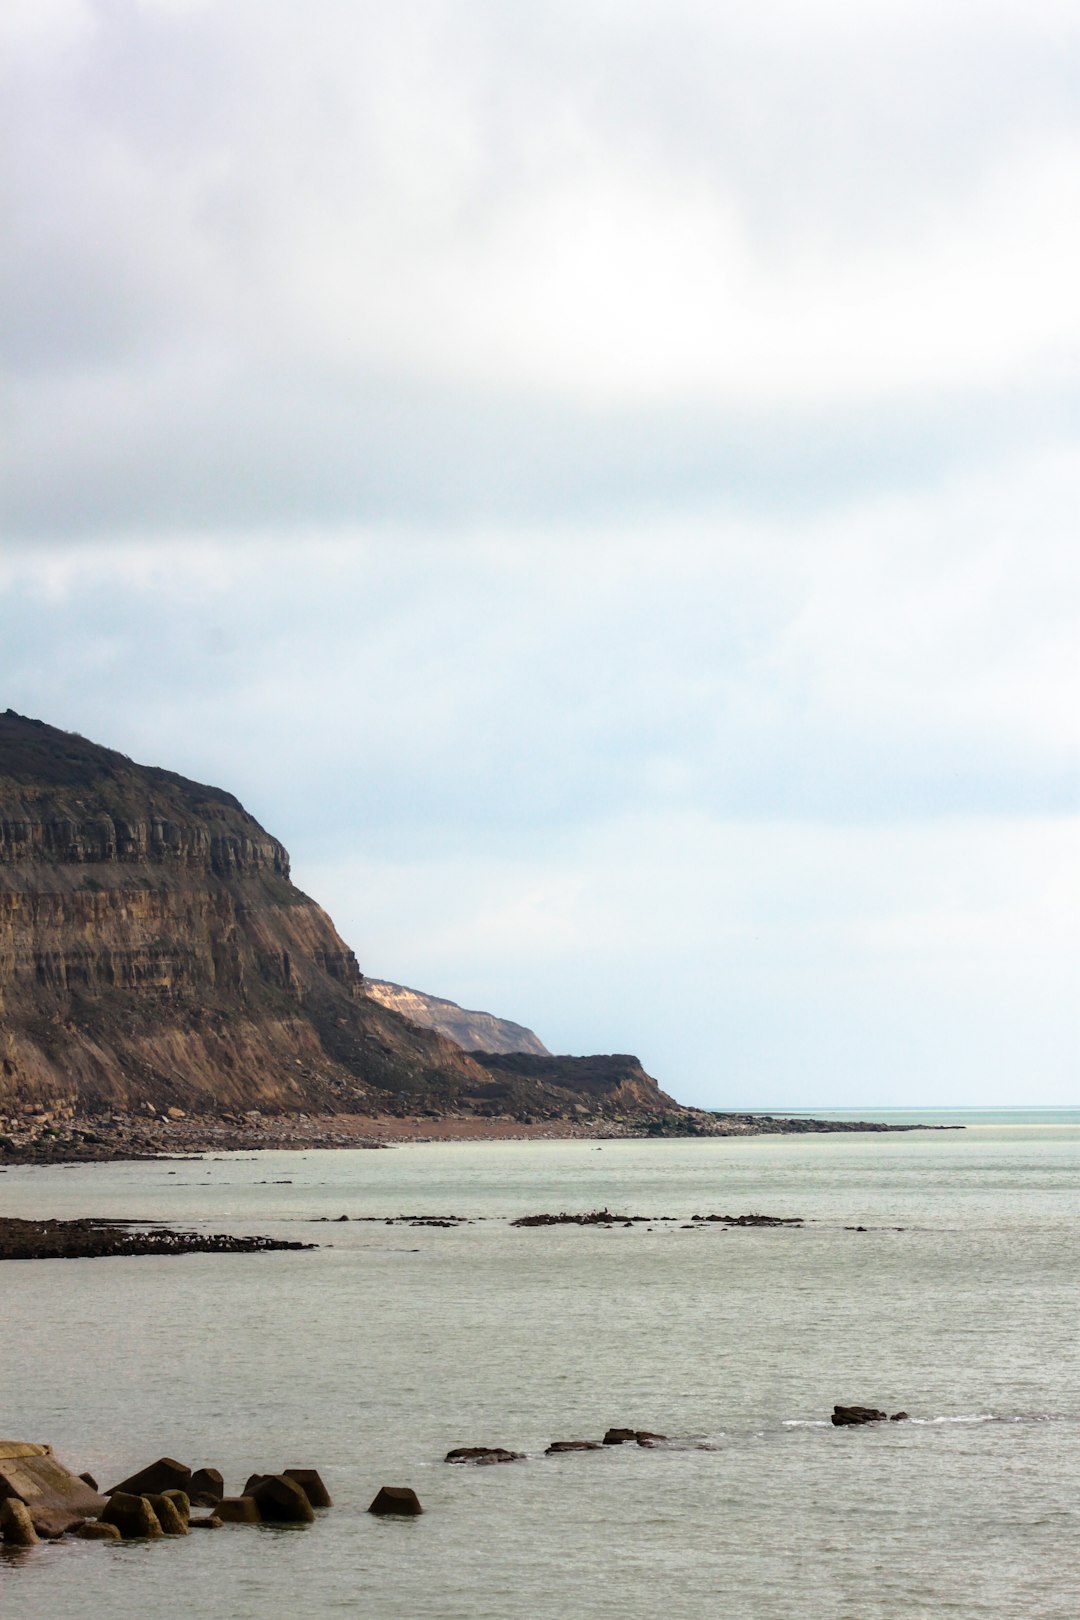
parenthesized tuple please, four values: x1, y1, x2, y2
(2, 1111, 1078, 1620)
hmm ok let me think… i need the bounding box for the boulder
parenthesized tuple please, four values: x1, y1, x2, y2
(283, 1468, 332, 1508)
(545, 1441, 602, 1454)
(444, 1447, 524, 1465)
(243, 1473, 270, 1496)
(635, 1432, 668, 1446)
(601, 1429, 638, 1445)
(74, 1520, 122, 1541)
(368, 1486, 423, 1516)
(98, 1492, 165, 1540)
(890, 1412, 910, 1422)
(1, 1496, 39, 1546)
(189, 1515, 224, 1529)
(107, 1458, 191, 1497)
(143, 1492, 188, 1535)
(188, 1467, 224, 1505)
(831, 1406, 888, 1427)
(249, 1474, 315, 1524)
(214, 1496, 262, 1524)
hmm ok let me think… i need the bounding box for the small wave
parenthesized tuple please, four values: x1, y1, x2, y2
(782, 1419, 829, 1428)
(908, 1412, 1073, 1426)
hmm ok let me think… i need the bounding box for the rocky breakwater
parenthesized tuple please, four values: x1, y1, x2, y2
(0, 1445, 333, 1545)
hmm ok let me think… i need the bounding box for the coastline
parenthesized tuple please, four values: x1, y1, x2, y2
(0, 1106, 956, 1167)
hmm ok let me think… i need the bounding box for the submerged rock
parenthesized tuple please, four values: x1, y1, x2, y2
(545, 1441, 602, 1454)
(444, 1446, 524, 1465)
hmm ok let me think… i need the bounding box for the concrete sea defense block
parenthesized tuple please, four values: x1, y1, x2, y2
(368, 1486, 422, 1516)
(249, 1474, 315, 1523)
(99, 1492, 165, 1540)
(107, 1458, 191, 1497)
(1, 1497, 39, 1546)
(283, 1468, 332, 1508)
(215, 1495, 262, 1524)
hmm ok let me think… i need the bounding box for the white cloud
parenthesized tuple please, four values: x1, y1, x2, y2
(1, 1, 1076, 1106)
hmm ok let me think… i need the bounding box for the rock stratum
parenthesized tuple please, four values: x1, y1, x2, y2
(0, 712, 678, 1128)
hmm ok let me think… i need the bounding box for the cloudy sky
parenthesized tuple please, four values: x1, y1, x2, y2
(2, 0, 1078, 1106)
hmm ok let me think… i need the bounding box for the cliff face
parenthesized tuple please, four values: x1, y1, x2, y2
(0, 711, 488, 1116)
(0, 713, 677, 1123)
(364, 980, 551, 1057)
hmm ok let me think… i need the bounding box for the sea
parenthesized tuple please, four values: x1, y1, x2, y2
(1, 1109, 1077, 1620)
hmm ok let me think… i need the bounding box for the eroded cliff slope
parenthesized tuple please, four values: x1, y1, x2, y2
(0, 713, 678, 1124)
(364, 980, 551, 1056)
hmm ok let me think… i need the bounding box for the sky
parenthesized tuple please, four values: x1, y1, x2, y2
(1, 0, 1078, 1107)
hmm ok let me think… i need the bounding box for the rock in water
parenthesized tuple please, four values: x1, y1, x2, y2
(99, 1493, 165, 1540)
(1, 1497, 39, 1546)
(282, 1468, 332, 1508)
(545, 1441, 602, 1454)
(107, 1458, 191, 1497)
(831, 1406, 889, 1426)
(368, 1487, 423, 1516)
(602, 1429, 638, 1445)
(0, 1441, 106, 1535)
(444, 1447, 524, 1465)
(143, 1492, 188, 1535)
(214, 1496, 262, 1524)
(74, 1520, 122, 1541)
(188, 1467, 224, 1504)
(248, 1475, 315, 1524)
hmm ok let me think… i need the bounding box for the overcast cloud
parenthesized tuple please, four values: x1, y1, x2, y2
(1, 1, 1077, 1105)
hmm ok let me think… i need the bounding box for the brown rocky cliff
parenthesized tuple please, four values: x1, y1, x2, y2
(0, 711, 488, 1117)
(0, 712, 680, 1123)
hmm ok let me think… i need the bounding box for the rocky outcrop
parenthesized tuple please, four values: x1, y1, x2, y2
(468, 1051, 680, 1118)
(0, 712, 678, 1126)
(831, 1406, 888, 1426)
(364, 980, 550, 1056)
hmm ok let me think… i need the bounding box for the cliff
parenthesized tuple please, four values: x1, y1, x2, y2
(0, 712, 677, 1124)
(364, 980, 550, 1056)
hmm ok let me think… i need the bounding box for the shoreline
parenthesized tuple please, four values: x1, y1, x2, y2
(0, 1108, 958, 1168)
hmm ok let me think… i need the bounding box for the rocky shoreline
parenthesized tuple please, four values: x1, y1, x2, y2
(0, 1216, 315, 1262)
(0, 1106, 955, 1167)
